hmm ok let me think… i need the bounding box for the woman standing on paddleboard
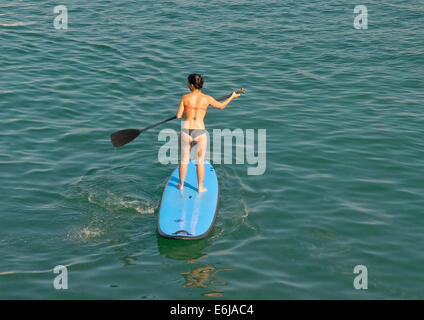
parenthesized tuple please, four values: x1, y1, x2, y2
(176, 74, 240, 193)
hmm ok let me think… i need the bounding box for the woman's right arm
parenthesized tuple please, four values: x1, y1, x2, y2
(176, 97, 184, 119)
(208, 91, 240, 110)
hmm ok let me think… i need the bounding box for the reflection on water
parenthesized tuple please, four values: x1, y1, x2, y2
(181, 259, 233, 297)
(156, 234, 233, 297)
(157, 234, 209, 261)
(120, 255, 137, 266)
(301, 227, 352, 258)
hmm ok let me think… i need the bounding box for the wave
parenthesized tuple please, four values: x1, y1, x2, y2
(0, 22, 36, 27)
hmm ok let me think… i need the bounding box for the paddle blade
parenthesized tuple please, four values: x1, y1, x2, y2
(110, 129, 142, 147)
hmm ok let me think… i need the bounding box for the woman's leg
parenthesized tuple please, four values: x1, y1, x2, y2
(177, 131, 191, 190)
(193, 132, 207, 193)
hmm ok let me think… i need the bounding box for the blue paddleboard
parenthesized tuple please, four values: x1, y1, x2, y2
(158, 160, 219, 240)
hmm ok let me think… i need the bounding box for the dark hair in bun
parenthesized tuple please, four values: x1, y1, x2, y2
(187, 74, 204, 89)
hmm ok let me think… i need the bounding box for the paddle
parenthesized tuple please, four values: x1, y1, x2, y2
(110, 88, 245, 147)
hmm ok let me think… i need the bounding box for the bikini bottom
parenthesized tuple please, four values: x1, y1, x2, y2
(181, 128, 207, 140)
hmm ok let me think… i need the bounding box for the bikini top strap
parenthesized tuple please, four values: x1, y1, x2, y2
(184, 106, 207, 111)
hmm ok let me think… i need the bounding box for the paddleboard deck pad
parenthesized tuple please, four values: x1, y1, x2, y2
(158, 160, 219, 240)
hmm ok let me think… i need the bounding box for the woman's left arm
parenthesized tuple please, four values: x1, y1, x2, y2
(176, 97, 184, 119)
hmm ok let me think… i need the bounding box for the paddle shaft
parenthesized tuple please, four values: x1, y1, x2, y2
(139, 89, 245, 133)
(140, 116, 177, 133)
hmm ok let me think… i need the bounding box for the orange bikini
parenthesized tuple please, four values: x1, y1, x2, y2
(184, 106, 207, 111)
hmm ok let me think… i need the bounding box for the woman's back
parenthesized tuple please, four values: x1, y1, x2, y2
(180, 91, 209, 129)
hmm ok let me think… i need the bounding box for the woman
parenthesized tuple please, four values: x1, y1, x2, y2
(176, 74, 240, 193)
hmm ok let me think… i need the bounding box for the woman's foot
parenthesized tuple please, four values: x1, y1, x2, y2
(198, 186, 208, 193)
(176, 183, 184, 191)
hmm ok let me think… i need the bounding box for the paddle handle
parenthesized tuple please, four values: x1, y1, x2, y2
(216, 88, 245, 101)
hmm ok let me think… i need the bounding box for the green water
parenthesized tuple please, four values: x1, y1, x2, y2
(1, 0, 423, 299)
